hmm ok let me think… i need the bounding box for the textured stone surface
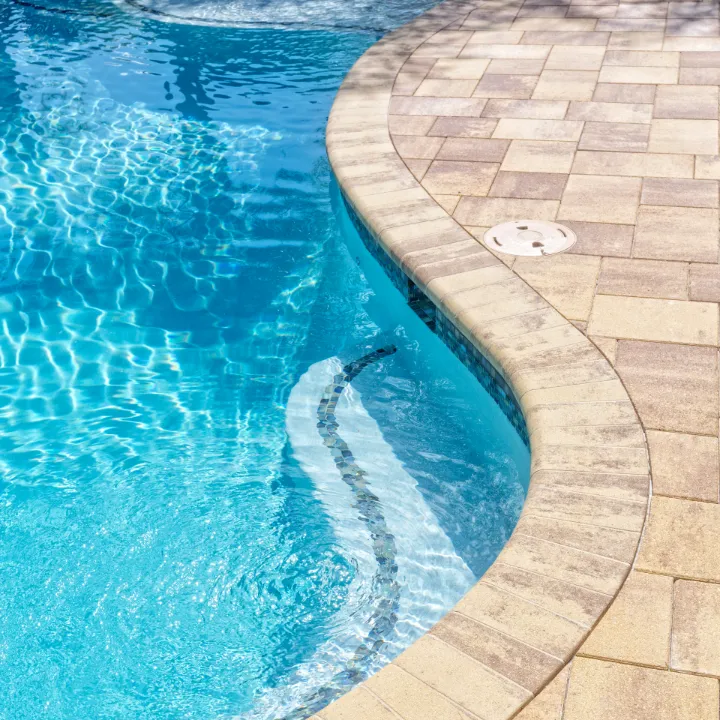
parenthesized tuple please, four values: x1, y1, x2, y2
(324, 2, 720, 718)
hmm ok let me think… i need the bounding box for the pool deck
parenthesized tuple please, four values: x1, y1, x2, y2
(321, 1, 720, 718)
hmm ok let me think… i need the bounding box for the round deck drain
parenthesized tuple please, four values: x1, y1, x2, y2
(482, 220, 576, 257)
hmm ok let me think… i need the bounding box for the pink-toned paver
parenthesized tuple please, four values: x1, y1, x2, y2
(323, 0, 720, 718)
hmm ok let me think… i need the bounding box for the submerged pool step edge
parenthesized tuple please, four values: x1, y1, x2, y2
(322, 2, 652, 719)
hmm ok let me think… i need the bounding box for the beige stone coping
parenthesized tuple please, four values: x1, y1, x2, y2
(319, 3, 650, 719)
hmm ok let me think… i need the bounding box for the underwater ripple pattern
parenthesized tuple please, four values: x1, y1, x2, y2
(0, 2, 529, 719)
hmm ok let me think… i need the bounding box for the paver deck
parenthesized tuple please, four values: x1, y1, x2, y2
(323, 1, 720, 718)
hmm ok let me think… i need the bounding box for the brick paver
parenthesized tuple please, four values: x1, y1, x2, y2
(323, 0, 720, 717)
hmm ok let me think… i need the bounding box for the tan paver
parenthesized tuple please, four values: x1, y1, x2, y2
(696, 154, 720, 179)
(558, 174, 641, 224)
(608, 31, 664, 50)
(648, 119, 720, 154)
(513, 666, 569, 720)
(565, 221, 635, 256)
(638, 496, 720, 580)
(428, 57, 490, 78)
(563, 657, 720, 720)
(474, 74, 539, 98)
(578, 121, 650, 151)
(489, 171, 568, 199)
(394, 634, 532, 720)
(415, 78, 479, 97)
(579, 571, 673, 667)
(492, 118, 584, 141)
(647, 430, 719, 501)
(532, 70, 599, 100)
(513, 254, 601, 320)
(593, 82, 657, 102)
(389, 115, 437, 136)
(672, 580, 720, 677)
(653, 84, 719, 118)
(596, 257, 688, 299)
(598, 65, 679, 83)
(486, 58, 547, 74)
(428, 116, 497, 137)
(437, 137, 510, 161)
(481, 99, 569, 119)
(641, 177, 719, 208)
(632, 205, 719, 262)
(326, 5, 720, 719)
(421, 160, 499, 195)
(454, 196, 560, 225)
(690, 263, 720, 301)
(572, 150, 694, 177)
(501, 139, 577, 172)
(567, 100, 653, 123)
(614, 340, 718, 433)
(365, 664, 477, 720)
(546, 45, 607, 69)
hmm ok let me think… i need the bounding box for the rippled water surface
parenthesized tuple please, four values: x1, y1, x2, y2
(0, 2, 530, 718)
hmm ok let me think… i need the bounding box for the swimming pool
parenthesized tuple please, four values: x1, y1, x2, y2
(0, 2, 530, 717)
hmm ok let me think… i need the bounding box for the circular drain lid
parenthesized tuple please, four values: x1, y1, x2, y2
(482, 220, 576, 257)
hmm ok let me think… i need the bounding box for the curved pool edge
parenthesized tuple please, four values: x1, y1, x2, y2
(320, 3, 651, 718)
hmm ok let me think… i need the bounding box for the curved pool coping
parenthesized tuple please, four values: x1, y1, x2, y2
(319, 3, 651, 718)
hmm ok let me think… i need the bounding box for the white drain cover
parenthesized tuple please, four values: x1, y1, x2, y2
(482, 220, 576, 257)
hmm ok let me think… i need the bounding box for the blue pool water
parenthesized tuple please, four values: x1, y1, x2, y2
(0, 2, 530, 718)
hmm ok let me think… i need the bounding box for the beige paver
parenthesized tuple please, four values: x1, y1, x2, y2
(318, 687, 397, 720)
(430, 611, 561, 692)
(638, 496, 720, 580)
(632, 205, 719, 262)
(546, 45, 607, 69)
(454, 196, 560, 225)
(641, 177, 719, 208)
(325, 5, 720, 719)
(558, 174, 641, 224)
(598, 65, 679, 83)
(648, 118, 720, 154)
(563, 657, 720, 720)
(492, 118, 584, 141)
(572, 150, 694, 177)
(690, 263, 720, 301)
(696, 154, 720, 180)
(567, 100, 653, 123)
(474, 74, 539, 98)
(647, 430, 719, 501)
(532, 70, 599, 100)
(565, 220, 635, 256)
(513, 254, 601, 320)
(389, 115, 437, 136)
(421, 160, 499, 195)
(428, 57, 491, 78)
(428, 116, 497, 137)
(608, 31, 665, 50)
(614, 340, 718, 433)
(578, 121, 650, 151)
(489, 171, 568, 199)
(653, 84, 719, 118)
(672, 580, 720, 677)
(486, 58, 547, 74)
(437, 137, 510, 161)
(579, 571, 673, 667)
(365, 664, 476, 720)
(481, 99, 569, 119)
(501, 139, 577, 172)
(394, 634, 531, 719)
(593, 82, 657, 102)
(513, 666, 569, 720)
(596, 257, 688, 299)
